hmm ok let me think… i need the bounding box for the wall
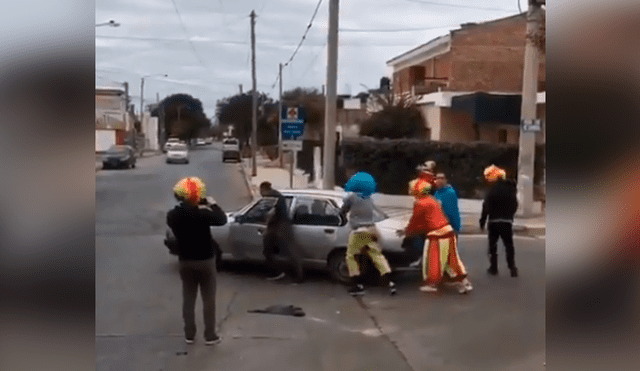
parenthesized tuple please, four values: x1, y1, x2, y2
(391, 13, 546, 95)
(440, 108, 477, 143)
(449, 14, 546, 92)
(417, 104, 441, 140)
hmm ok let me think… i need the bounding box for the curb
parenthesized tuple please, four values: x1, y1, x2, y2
(240, 159, 259, 201)
(460, 224, 545, 236)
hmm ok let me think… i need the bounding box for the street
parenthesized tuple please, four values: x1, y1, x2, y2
(96, 143, 545, 371)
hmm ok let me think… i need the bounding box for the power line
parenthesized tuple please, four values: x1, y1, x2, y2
(284, 0, 324, 67)
(270, 0, 324, 90)
(298, 40, 327, 82)
(405, 0, 516, 12)
(170, 0, 211, 72)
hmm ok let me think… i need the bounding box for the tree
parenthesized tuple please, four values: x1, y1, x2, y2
(152, 94, 211, 142)
(280, 87, 325, 133)
(359, 93, 428, 139)
(216, 92, 273, 147)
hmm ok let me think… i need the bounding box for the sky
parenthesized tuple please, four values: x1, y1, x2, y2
(96, 0, 528, 120)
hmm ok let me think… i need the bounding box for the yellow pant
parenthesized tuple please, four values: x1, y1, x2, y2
(346, 228, 392, 277)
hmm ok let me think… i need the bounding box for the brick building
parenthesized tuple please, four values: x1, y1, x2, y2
(386, 12, 545, 145)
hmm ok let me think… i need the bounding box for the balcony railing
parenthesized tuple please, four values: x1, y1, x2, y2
(411, 77, 449, 96)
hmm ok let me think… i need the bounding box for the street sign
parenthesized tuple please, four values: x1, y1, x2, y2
(522, 119, 542, 132)
(282, 140, 302, 151)
(282, 121, 305, 140)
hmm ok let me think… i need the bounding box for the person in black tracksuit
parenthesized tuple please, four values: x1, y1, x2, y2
(259, 182, 304, 283)
(479, 173, 519, 277)
(167, 193, 227, 345)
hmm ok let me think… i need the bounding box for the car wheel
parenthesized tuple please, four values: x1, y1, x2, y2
(131, 163, 136, 168)
(328, 249, 353, 285)
(102, 163, 108, 170)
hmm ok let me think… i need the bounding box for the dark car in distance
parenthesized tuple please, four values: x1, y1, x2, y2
(102, 145, 137, 169)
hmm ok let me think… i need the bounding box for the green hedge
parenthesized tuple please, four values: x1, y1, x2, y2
(336, 138, 545, 199)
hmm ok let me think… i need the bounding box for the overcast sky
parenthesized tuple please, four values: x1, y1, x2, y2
(96, 0, 527, 119)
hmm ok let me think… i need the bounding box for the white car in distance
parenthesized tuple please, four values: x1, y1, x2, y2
(166, 143, 189, 164)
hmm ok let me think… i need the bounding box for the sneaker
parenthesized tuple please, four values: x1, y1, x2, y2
(205, 336, 221, 346)
(462, 278, 473, 291)
(348, 284, 365, 296)
(419, 285, 438, 292)
(487, 267, 498, 276)
(510, 268, 518, 277)
(389, 281, 397, 296)
(266, 272, 286, 281)
(185, 338, 194, 344)
(457, 283, 468, 294)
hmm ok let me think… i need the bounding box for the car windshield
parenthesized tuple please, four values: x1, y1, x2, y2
(224, 140, 238, 145)
(171, 144, 187, 151)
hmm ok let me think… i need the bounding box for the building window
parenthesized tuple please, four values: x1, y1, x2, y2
(498, 129, 507, 143)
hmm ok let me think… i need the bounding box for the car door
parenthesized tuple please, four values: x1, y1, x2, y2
(291, 197, 345, 263)
(229, 197, 293, 260)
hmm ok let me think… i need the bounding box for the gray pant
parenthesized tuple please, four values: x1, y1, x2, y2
(179, 258, 217, 340)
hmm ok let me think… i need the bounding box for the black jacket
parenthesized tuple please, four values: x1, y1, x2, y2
(480, 179, 518, 227)
(167, 201, 227, 261)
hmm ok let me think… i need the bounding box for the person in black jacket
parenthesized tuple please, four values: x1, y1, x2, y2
(167, 177, 227, 345)
(259, 182, 304, 283)
(479, 165, 519, 277)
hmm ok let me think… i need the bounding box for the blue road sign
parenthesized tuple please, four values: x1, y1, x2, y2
(282, 121, 305, 140)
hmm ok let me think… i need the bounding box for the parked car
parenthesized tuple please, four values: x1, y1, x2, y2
(166, 143, 189, 164)
(196, 138, 206, 146)
(208, 189, 414, 284)
(205, 137, 213, 145)
(102, 145, 136, 169)
(222, 138, 241, 162)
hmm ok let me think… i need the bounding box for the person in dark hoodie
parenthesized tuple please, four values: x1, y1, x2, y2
(479, 165, 519, 277)
(167, 177, 228, 345)
(259, 182, 304, 283)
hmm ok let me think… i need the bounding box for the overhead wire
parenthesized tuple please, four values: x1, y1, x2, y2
(270, 0, 325, 91)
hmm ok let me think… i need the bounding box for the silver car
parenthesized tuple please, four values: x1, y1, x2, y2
(211, 189, 414, 283)
(166, 144, 189, 164)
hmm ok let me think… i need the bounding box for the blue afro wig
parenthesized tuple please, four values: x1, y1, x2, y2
(345, 172, 376, 199)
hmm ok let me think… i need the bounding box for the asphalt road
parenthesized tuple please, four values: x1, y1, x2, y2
(96, 143, 545, 371)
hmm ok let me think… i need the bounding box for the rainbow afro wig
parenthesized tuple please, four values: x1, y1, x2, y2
(174, 177, 207, 205)
(409, 178, 432, 198)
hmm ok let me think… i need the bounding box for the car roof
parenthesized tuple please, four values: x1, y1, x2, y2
(279, 189, 346, 199)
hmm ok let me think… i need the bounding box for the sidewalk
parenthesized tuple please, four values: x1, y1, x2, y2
(241, 152, 545, 236)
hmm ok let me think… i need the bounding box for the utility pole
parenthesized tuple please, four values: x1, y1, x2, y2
(239, 84, 243, 94)
(250, 10, 258, 177)
(278, 63, 284, 168)
(322, 0, 339, 190)
(139, 78, 145, 122)
(123, 82, 129, 111)
(517, 0, 543, 217)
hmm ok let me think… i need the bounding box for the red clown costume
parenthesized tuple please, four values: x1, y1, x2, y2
(403, 178, 469, 293)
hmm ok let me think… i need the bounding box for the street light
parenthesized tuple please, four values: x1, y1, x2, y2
(140, 74, 168, 120)
(96, 20, 120, 27)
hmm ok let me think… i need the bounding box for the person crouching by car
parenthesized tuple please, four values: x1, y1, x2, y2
(167, 177, 227, 346)
(259, 181, 304, 283)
